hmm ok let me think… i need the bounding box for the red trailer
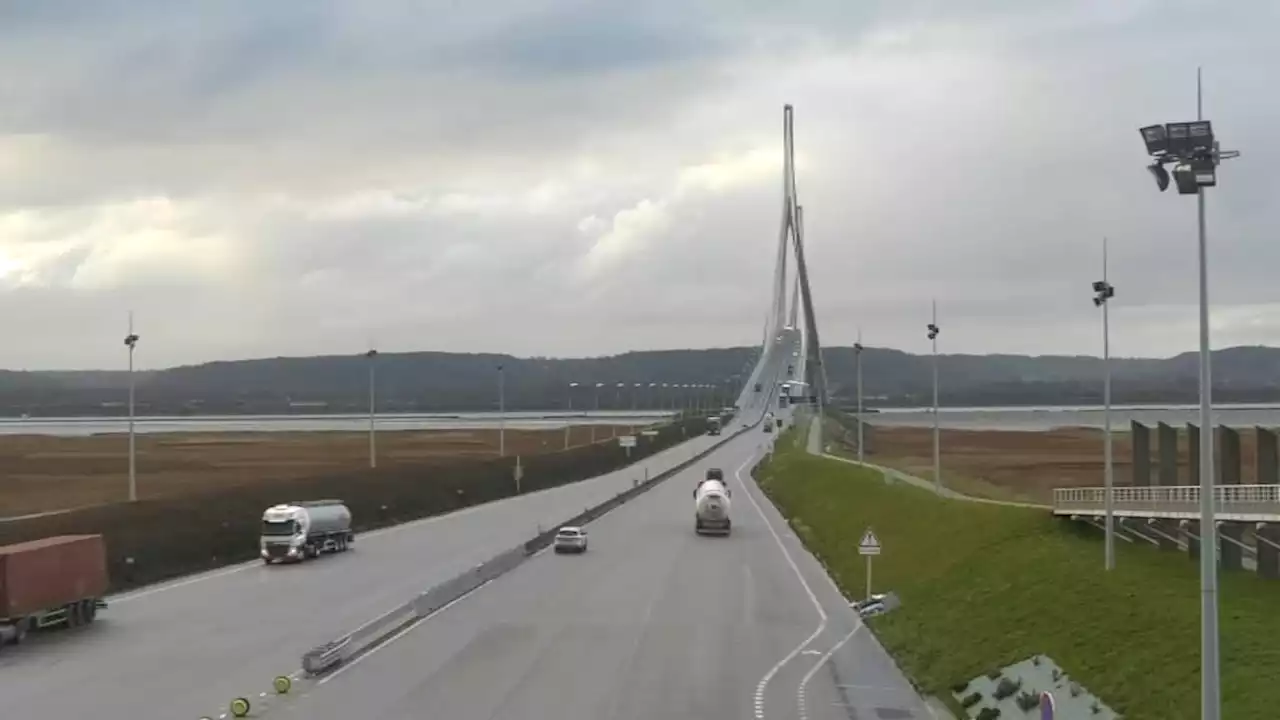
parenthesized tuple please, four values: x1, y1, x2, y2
(0, 534, 109, 647)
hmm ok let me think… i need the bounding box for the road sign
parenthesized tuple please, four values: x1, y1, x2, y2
(858, 528, 881, 556)
(619, 435, 637, 448)
(1039, 691, 1055, 720)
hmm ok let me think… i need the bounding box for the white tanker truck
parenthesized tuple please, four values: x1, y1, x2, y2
(694, 469, 732, 536)
(260, 499, 355, 564)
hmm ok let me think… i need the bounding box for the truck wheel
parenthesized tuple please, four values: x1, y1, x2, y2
(82, 600, 98, 624)
(66, 601, 83, 627)
(11, 617, 29, 644)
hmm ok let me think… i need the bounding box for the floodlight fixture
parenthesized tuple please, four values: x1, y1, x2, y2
(1147, 163, 1171, 192)
(1139, 124, 1169, 157)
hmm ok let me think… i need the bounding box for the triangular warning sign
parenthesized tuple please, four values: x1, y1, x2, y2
(859, 529, 880, 549)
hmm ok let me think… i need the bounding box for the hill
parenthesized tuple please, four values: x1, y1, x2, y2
(2, 344, 1280, 416)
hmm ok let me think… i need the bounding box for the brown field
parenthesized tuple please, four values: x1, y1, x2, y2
(864, 425, 1258, 505)
(0, 424, 640, 517)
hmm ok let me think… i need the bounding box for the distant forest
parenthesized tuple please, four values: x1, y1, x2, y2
(4, 345, 1280, 417)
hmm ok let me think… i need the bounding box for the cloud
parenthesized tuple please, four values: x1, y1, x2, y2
(0, 0, 1277, 369)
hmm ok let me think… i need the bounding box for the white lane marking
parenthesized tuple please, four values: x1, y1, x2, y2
(113, 439, 708, 603)
(797, 626, 861, 720)
(736, 450, 829, 720)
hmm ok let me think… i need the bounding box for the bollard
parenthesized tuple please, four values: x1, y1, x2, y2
(230, 697, 251, 717)
(274, 675, 292, 694)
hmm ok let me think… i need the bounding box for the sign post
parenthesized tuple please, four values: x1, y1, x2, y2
(858, 528, 881, 598)
(619, 435, 637, 457)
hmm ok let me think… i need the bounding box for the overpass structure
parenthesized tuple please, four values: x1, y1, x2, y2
(0, 105, 932, 720)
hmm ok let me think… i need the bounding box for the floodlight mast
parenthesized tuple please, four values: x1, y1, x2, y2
(124, 312, 139, 502)
(366, 348, 378, 468)
(854, 330, 865, 463)
(1092, 240, 1117, 572)
(1138, 68, 1240, 720)
(927, 301, 941, 494)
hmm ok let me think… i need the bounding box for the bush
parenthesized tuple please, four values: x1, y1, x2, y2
(960, 692, 982, 708)
(992, 677, 1022, 701)
(976, 708, 1001, 720)
(0, 418, 705, 591)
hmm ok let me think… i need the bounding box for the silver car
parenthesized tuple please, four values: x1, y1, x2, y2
(554, 526, 588, 554)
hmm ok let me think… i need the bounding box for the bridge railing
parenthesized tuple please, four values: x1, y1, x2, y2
(1053, 484, 1280, 521)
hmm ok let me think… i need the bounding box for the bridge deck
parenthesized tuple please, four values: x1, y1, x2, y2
(1053, 484, 1280, 523)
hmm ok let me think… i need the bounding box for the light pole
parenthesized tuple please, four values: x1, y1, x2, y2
(497, 364, 506, 457)
(854, 330, 864, 463)
(366, 348, 378, 468)
(927, 302, 941, 494)
(1138, 71, 1239, 720)
(565, 381, 578, 450)
(124, 312, 139, 502)
(632, 383, 641, 410)
(591, 382, 603, 443)
(1092, 240, 1116, 570)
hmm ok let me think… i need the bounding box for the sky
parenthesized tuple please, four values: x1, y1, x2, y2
(0, 0, 1277, 370)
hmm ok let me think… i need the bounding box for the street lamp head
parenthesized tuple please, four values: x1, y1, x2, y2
(124, 333, 139, 348)
(365, 349, 378, 359)
(854, 342, 863, 353)
(927, 323, 939, 340)
(1147, 163, 1171, 192)
(1173, 158, 1216, 194)
(1139, 124, 1169, 157)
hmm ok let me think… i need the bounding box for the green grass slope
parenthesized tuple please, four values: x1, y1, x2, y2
(756, 432, 1280, 720)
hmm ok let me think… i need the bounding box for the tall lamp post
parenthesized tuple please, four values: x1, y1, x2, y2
(927, 302, 941, 494)
(1137, 71, 1239, 720)
(366, 348, 378, 468)
(497, 364, 506, 457)
(124, 313, 139, 502)
(1092, 241, 1116, 571)
(854, 330, 865, 463)
(565, 381, 578, 450)
(591, 382, 603, 444)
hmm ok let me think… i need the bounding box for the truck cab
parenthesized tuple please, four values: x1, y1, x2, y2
(706, 417, 722, 436)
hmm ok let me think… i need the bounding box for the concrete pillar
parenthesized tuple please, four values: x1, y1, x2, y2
(1220, 523, 1246, 572)
(1187, 423, 1200, 486)
(1217, 426, 1241, 486)
(1256, 524, 1280, 580)
(1256, 427, 1278, 484)
(1184, 520, 1200, 560)
(1131, 421, 1151, 486)
(1157, 422, 1178, 486)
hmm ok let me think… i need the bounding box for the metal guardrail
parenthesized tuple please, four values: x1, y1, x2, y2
(1053, 484, 1280, 522)
(298, 392, 780, 678)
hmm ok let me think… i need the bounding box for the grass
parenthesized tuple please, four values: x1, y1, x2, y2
(756, 429, 1280, 720)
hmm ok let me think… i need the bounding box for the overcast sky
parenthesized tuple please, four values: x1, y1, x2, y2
(0, 0, 1276, 370)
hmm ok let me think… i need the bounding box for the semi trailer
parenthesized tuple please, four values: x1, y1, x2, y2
(0, 534, 109, 648)
(261, 500, 355, 564)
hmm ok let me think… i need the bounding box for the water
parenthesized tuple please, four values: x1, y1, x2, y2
(871, 403, 1280, 431)
(0, 410, 682, 437)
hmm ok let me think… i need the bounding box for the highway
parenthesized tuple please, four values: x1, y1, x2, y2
(264, 407, 931, 719)
(0, 429, 729, 720)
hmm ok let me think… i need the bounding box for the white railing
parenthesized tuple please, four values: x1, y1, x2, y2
(1053, 484, 1280, 521)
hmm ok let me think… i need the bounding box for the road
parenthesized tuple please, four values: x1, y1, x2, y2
(266, 411, 931, 720)
(0, 430, 728, 720)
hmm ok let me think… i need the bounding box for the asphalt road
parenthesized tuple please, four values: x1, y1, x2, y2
(267, 407, 931, 720)
(0, 428, 731, 720)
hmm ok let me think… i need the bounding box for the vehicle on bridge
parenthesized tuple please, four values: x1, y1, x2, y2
(554, 526, 588, 554)
(261, 500, 354, 564)
(0, 534, 108, 648)
(706, 416, 722, 435)
(694, 474, 732, 535)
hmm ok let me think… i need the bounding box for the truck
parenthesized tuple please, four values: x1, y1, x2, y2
(694, 470, 732, 535)
(0, 534, 109, 647)
(706, 416, 722, 436)
(260, 500, 355, 564)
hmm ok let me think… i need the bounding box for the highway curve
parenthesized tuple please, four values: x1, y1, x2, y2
(267, 413, 932, 720)
(0, 430, 729, 720)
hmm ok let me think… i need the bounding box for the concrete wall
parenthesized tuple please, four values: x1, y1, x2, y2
(1218, 426, 1241, 486)
(1257, 427, 1278, 484)
(1157, 422, 1178, 486)
(1131, 421, 1151, 487)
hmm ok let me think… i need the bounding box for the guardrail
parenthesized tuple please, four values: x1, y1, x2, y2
(296, 389, 781, 679)
(1053, 484, 1280, 522)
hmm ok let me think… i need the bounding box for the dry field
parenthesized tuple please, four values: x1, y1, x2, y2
(0, 424, 639, 517)
(867, 425, 1256, 505)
